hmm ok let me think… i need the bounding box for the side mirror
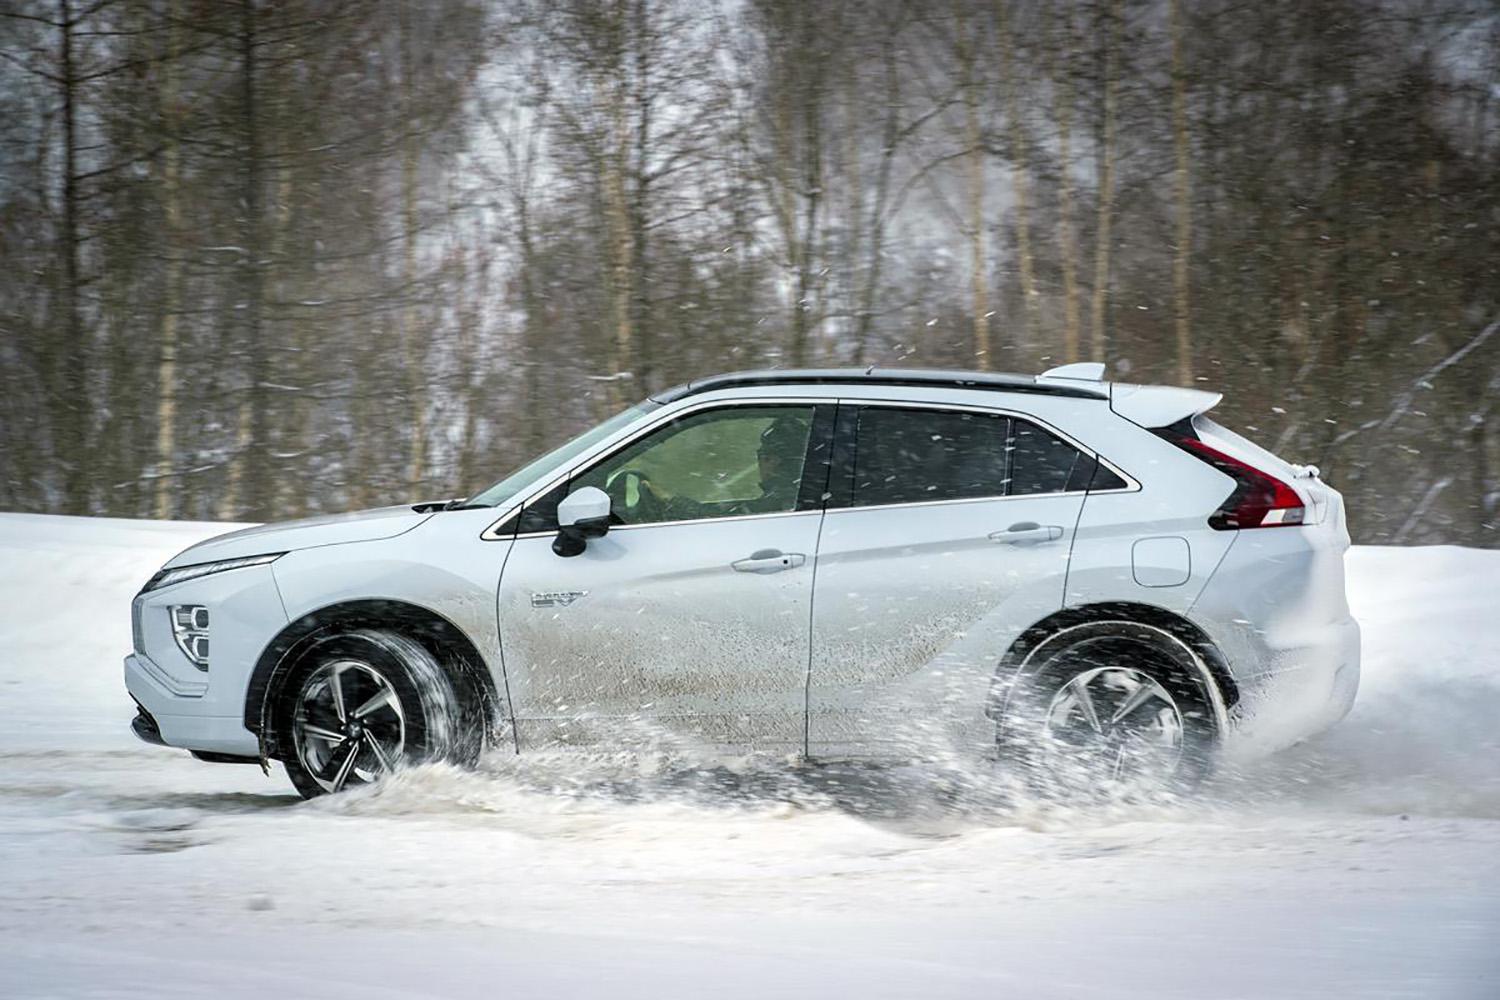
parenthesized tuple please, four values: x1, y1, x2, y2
(553, 486, 611, 557)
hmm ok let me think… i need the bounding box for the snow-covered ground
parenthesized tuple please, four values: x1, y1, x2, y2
(1, 513, 1497, 999)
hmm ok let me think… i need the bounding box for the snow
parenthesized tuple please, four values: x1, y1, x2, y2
(1, 513, 1497, 999)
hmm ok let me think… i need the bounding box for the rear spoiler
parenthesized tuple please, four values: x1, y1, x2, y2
(1109, 383, 1222, 429)
(1036, 363, 1221, 429)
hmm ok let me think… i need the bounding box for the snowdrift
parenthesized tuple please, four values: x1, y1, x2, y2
(1, 513, 1496, 999)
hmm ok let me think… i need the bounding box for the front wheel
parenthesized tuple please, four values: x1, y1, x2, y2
(281, 629, 462, 799)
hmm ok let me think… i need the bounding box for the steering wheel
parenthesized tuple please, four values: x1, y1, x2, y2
(603, 468, 666, 523)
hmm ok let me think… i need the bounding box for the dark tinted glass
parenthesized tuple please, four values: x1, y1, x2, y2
(852, 408, 1010, 506)
(1010, 419, 1085, 495)
(517, 480, 567, 533)
(1083, 460, 1128, 491)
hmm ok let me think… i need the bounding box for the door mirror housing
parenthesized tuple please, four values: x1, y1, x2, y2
(553, 486, 612, 557)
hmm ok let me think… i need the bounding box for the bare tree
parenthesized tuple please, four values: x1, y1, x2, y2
(0, 0, 1495, 546)
(1170, 0, 1192, 385)
(1087, 0, 1121, 362)
(744, 0, 845, 367)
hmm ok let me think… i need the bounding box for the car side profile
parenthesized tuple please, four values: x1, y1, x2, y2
(124, 364, 1361, 797)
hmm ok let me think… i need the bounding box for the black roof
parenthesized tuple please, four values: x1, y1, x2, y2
(651, 367, 1108, 403)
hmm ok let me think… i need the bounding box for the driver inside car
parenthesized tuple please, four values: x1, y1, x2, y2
(734, 416, 808, 515)
(604, 413, 809, 522)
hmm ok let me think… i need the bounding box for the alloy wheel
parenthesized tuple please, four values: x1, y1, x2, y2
(1040, 666, 1186, 784)
(292, 658, 407, 793)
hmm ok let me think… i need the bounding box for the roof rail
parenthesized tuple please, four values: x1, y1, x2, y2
(651, 367, 1109, 404)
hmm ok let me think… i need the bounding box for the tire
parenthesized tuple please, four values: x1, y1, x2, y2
(279, 628, 464, 799)
(998, 623, 1220, 796)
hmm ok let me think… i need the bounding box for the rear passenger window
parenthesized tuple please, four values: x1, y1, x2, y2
(1009, 420, 1085, 495)
(852, 408, 1011, 506)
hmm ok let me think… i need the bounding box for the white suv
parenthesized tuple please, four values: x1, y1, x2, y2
(125, 365, 1360, 797)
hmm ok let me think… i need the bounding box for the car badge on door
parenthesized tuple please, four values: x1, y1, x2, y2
(532, 590, 588, 609)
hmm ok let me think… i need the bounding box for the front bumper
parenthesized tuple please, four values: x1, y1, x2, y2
(125, 652, 261, 756)
(130, 701, 166, 746)
(122, 560, 287, 758)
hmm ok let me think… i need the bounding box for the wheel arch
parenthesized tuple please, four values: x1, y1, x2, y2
(990, 601, 1238, 731)
(245, 598, 502, 760)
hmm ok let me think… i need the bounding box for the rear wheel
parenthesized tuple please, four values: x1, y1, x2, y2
(281, 629, 462, 799)
(1000, 626, 1219, 795)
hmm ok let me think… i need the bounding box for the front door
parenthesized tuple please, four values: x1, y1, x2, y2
(497, 401, 834, 752)
(808, 404, 1091, 757)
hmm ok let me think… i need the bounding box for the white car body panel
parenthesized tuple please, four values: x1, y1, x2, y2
(267, 507, 516, 731)
(163, 504, 433, 567)
(1109, 382, 1224, 428)
(1190, 494, 1360, 759)
(123, 369, 1361, 778)
(499, 512, 821, 750)
(1063, 432, 1238, 618)
(124, 563, 287, 756)
(809, 489, 1084, 758)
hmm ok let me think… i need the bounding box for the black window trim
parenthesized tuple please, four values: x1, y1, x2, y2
(825, 398, 1138, 513)
(485, 397, 839, 540)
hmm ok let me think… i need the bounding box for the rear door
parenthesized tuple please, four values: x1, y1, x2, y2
(807, 402, 1092, 756)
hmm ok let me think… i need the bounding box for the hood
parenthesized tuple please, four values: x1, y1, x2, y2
(164, 504, 435, 568)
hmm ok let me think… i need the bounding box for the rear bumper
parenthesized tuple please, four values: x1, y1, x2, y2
(124, 653, 260, 757)
(1189, 521, 1361, 757)
(1326, 617, 1362, 721)
(1196, 609, 1361, 758)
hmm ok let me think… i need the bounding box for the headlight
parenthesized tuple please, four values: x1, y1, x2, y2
(171, 605, 211, 670)
(141, 553, 284, 594)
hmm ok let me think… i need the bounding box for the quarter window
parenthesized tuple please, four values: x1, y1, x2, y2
(1009, 419, 1086, 495)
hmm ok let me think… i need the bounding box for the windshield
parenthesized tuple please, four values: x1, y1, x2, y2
(463, 401, 660, 509)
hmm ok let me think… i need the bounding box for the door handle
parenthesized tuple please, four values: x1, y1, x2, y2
(731, 549, 806, 574)
(989, 522, 1065, 546)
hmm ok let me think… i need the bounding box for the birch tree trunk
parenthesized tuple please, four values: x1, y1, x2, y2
(1088, 0, 1121, 362)
(401, 3, 428, 491)
(152, 2, 183, 519)
(1000, 1, 1039, 342)
(1052, 7, 1081, 362)
(852, 26, 905, 361)
(269, 166, 301, 513)
(958, 20, 989, 368)
(231, 0, 270, 520)
(57, 0, 90, 513)
(842, 46, 865, 358)
(515, 159, 544, 454)
(604, 70, 635, 406)
(1171, 0, 1194, 385)
(628, 0, 654, 393)
(791, 74, 823, 367)
(219, 404, 253, 519)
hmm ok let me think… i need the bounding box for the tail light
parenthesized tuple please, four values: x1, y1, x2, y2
(1156, 425, 1304, 530)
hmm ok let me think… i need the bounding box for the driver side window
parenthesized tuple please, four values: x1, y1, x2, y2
(522, 405, 819, 531)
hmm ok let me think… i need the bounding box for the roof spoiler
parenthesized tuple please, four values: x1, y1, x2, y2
(1037, 362, 1220, 428)
(1110, 382, 1222, 428)
(1037, 362, 1107, 383)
